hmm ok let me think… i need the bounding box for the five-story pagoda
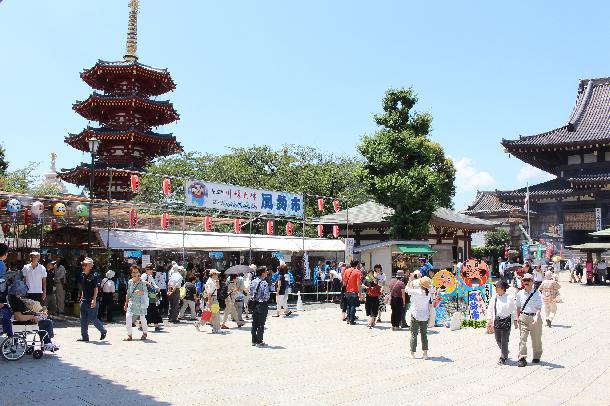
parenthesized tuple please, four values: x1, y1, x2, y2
(60, 0, 181, 200)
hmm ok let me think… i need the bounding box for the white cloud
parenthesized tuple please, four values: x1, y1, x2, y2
(517, 164, 555, 183)
(453, 157, 496, 191)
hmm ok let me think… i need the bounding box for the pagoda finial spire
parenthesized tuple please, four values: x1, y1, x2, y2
(124, 0, 139, 62)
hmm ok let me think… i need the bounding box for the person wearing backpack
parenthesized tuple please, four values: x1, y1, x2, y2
(98, 270, 116, 322)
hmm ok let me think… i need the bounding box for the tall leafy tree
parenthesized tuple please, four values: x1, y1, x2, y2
(0, 144, 8, 175)
(358, 88, 456, 239)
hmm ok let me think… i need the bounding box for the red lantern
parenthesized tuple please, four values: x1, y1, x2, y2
(266, 220, 274, 235)
(204, 216, 213, 232)
(317, 198, 325, 212)
(50, 218, 58, 230)
(317, 224, 324, 238)
(162, 178, 171, 196)
(285, 221, 294, 236)
(333, 225, 339, 238)
(23, 208, 32, 226)
(234, 218, 242, 234)
(1, 223, 10, 234)
(130, 174, 140, 193)
(129, 208, 137, 228)
(161, 212, 170, 229)
(332, 200, 341, 213)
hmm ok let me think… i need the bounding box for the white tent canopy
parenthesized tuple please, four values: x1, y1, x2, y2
(98, 228, 345, 252)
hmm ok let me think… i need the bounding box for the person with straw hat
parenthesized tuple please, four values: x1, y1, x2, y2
(406, 274, 433, 359)
(539, 270, 561, 328)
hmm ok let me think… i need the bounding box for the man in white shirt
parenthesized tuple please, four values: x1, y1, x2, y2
(22, 252, 47, 303)
(167, 268, 184, 323)
(516, 273, 543, 367)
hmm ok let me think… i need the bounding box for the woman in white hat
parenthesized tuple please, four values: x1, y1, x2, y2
(406, 274, 433, 359)
(539, 270, 561, 327)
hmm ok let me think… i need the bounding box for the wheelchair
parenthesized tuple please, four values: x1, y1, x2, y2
(1, 305, 55, 361)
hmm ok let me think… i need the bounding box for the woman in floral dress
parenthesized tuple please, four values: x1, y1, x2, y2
(123, 265, 148, 341)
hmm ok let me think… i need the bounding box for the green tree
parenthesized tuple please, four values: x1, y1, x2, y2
(0, 144, 8, 175)
(358, 88, 456, 239)
(471, 228, 510, 259)
(0, 162, 39, 193)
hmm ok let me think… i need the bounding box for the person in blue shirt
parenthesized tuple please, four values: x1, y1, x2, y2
(419, 257, 433, 274)
(249, 266, 271, 347)
(0, 243, 8, 279)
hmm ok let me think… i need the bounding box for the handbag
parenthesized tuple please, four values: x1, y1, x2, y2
(493, 297, 512, 330)
(201, 309, 212, 322)
(248, 279, 262, 313)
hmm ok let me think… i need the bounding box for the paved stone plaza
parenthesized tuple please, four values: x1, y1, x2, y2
(1, 273, 609, 406)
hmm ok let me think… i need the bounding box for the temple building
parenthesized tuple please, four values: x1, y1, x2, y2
(60, 0, 181, 200)
(466, 77, 610, 247)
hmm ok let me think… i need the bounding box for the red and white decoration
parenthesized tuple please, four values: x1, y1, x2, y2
(234, 218, 242, 234)
(130, 174, 140, 193)
(266, 220, 274, 235)
(23, 208, 32, 226)
(162, 178, 172, 196)
(317, 198, 325, 212)
(50, 218, 58, 230)
(285, 221, 294, 236)
(204, 216, 213, 232)
(161, 212, 170, 229)
(332, 200, 341, 213)
(317, 224, 324, 238)
(332, 225, 339, 238)
(129, 208, 137, 228)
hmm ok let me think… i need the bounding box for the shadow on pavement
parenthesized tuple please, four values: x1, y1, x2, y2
(427, 356, 453, 363)
(540, 361, 565, 370)
(549, 324, 571, 329)
(0, 355, 170, 405)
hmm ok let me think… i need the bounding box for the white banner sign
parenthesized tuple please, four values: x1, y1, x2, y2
(344, 237, 355, 263)
(185, 180, 304, 217)
(595, 208, 602, 231)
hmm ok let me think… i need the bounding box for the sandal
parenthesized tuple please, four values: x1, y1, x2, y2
(123, 335, 133, 341)
(141, 334, 147, 341)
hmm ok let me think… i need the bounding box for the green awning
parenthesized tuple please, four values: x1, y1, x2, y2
(396, 244, 435, 254)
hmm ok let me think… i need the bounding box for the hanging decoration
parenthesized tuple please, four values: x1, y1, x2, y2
(129, 208, 138, 228)
(234, 218, 242, 234)
(317, 224, 324, 238)
(1, 223, 10, 235)
(130, 174, 140, 193)
(6, 198, 21, 213)
(75, 204, 89, 218)
(50, 218, 58, 230)
(332, 200, 341, 213)
(52, 203, 66, 217)
(204, 216, 213, 232)
(285, 221, 294, 236)
(161, 212, 170, 229)
(162, 177, 172, 196)
(31, 201, 44, 217)
(332, 225, 339, 238)
(266, 220, 274, 235)
(23, 208, 32, 226)
(317, 198, 325, 212)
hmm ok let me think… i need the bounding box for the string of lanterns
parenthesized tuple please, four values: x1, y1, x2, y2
(2, 189, 345, 239)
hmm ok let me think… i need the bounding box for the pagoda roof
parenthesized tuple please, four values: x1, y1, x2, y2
(495, 176, 605, 204)
(502, 77, 610, 172)
(65, 127, 182, 155)
(462, 191, 526, 216)
(73, 93, 179, 128)
(59, 163, 133, 186)
(81, 60, 176, 97)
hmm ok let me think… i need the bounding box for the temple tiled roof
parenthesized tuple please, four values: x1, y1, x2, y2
(462, 191, 524, 215)
(316, 201, 497, 231)
(502, 78, 610, 150)
(495, 176, 603, 203)
(65, 127, 182, 155)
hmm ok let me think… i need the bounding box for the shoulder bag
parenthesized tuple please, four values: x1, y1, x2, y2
(493, 297, 512, 330)
(247, 279, 262, 313)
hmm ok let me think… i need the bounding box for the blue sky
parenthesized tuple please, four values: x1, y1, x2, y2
(1, 0, 609, 210)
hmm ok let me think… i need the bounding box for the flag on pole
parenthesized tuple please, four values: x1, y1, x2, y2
(523, 185, 530, 212)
